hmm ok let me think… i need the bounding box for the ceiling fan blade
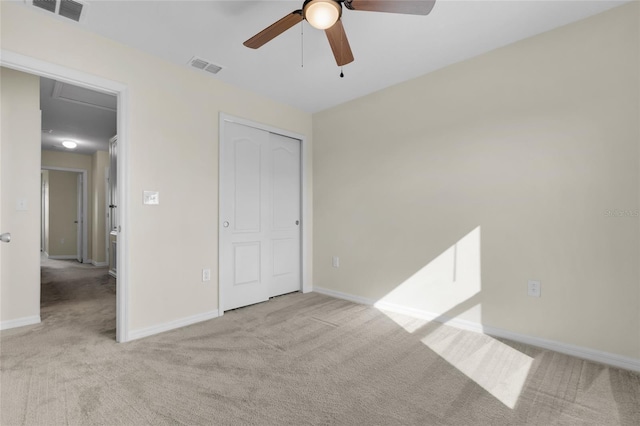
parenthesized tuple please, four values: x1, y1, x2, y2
(244, 10, 303, 49)
(345, 0, 436, 15)
(325, 20, 354, 66)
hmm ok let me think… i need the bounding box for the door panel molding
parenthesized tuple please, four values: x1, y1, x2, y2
(218, 113, 311, 315)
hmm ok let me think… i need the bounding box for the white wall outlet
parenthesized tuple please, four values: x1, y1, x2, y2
(528, 280, 541, 297)
(332, 256, 340, 268)
(202, 268, 211, 282)
(60, 238, 65, 245)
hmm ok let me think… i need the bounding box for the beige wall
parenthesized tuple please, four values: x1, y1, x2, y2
(0, 67, 41, 325)
(92, 150, 109, 264)
(313, 3, 639, 359)
(47, 170, 79, 257)
(42, 150, 94, 260)
(1, 2, 312, 332)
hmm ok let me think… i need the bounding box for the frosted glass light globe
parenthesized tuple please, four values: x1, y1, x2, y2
(304, 0, 341, 30)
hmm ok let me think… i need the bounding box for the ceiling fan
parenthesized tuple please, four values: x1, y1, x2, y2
(243, 0, 436, 67)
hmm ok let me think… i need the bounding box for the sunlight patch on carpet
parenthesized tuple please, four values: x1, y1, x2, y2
(421, 327, 533, 409)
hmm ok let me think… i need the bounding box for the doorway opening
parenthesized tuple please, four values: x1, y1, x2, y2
(39, 75, 117, 340)
(40, 167, 88, 262)
(1, 51, 130, 342)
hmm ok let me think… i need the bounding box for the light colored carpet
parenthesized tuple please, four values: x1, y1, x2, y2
(1, 258, 638, 425)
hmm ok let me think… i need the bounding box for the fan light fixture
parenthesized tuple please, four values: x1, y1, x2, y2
(304, 0, 341, 30)
(62, 140, 77, 149)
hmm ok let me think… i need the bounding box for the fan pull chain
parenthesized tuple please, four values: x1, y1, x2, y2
(339, 20, 344, 78)
(301, 21, 304, 68)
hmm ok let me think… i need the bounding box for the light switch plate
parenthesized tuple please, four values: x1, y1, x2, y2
(143, 191, 159, 205)
(16, 198, 28, 211)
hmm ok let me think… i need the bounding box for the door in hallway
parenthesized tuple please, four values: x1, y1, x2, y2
(220, 121, 301, 311)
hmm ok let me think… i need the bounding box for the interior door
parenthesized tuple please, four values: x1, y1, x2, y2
(268, 132, 301, 297)
(220, 121, 301, 311)
(76, 173, 83, 263)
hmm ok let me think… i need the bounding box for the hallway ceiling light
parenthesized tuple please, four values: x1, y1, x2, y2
(62, 140, 78, 149)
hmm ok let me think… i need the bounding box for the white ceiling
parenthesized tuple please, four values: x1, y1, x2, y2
(41, 77, 117, 155)
(29, 0, 629, 147)
(58, 0, 626, 114)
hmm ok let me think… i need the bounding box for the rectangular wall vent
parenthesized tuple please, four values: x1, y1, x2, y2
(189, 57, 223, 75)
(27, 0, 87, 23)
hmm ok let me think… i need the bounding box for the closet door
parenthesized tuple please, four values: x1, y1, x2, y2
(267, 132, 301, 298)
(220, 122, 301, 311)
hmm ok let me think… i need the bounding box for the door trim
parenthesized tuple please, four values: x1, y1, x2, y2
(41, 167, 88, 263)
(218, 113, 312, 315)
(1, 49, 131, 343)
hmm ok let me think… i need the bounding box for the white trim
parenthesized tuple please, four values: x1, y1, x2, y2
(104, 166, 110, 266)
(313, 286, 640, 373)
(0, 315, 41, 331)
(1, 49, 130, 343)
(91, 260, 108, 267)
(41, 166, 88, 263)
(218, 113, 312, 315)
(47, 255, 78, 260)
(128, 310, 219, 341)
(313, 286, 376, 306)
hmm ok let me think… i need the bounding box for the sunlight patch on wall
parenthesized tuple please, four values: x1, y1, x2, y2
(372, 226, 532, 408)
(374, 226, 482, 325)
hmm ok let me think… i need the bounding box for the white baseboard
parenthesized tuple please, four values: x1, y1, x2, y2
(47, 255, 78, 260)
(314, 286, 377, 305)
(108, 270, 117, 278)
(128, 310, 219, 341)
(0, 315, 41, 331)
(90, 260, 108, 267)
(313, 286, 640, 373)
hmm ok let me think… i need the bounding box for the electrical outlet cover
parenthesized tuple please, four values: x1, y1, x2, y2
(528, 280, 541, 297)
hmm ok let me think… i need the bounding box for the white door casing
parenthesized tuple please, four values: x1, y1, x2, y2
(76, 173, 83, 262)
(220, 120, 302, 311)
(41, 167, 88, 263)
(1, 50, 130, 342)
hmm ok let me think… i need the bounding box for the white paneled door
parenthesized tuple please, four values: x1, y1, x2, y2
(220, 121, 301, 311)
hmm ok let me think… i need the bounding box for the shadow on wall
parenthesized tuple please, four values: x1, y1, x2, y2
(373, 227, 533, 409)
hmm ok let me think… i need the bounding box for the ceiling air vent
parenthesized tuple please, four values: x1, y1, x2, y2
(189, 57, 223, 75)
(59, 0, 84, 22)
(27, 0, 88, 23)
(33, 0, 56, 13)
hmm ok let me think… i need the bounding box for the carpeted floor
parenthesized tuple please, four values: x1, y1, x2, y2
(1, 258, 639, 425)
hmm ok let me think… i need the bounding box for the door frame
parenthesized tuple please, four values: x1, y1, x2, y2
(105, 166, 110, 266)
(218, 113, 312, 315)
(1, 50, 131, 343)
(41, 167, 88, 263)
(76, 173, 83, 263)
